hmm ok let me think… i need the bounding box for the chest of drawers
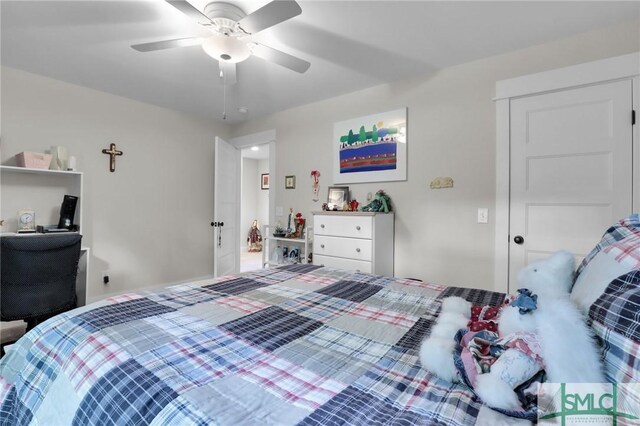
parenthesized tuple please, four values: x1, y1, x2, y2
(312, 211, 394, 275)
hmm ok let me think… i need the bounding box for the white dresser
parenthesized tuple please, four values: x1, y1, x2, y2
(312, 211, 394, 275)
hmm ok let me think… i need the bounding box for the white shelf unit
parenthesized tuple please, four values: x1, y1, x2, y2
(0, 165, 89, 306)
(262, 225, 313, 268)
(1, 166, 83, 233)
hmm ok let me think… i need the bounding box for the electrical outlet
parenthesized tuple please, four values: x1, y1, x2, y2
(102, 271, 110, 285)
(477, 208, 489, 224)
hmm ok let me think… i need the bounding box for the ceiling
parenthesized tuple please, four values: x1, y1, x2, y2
(241, 144, 269, 159)
(2, 1, 639, 124)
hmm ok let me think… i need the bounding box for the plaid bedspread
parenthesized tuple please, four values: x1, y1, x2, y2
(0, 265, 510, 425)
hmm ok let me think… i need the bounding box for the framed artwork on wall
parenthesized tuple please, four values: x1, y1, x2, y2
(333, 108, 407, 184)
(327, 186, 349, 210)
(285, 175, 296, 189)
(261, 173, 269, 190)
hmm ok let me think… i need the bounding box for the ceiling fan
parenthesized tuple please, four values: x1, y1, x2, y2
(131, 0, 310, 84)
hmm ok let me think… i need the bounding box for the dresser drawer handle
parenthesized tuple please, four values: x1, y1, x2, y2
(320, 224, 325, 228)
(320, 244, 325, 249)
(356, 248, 361, 253)
(356, 226, 361, 230)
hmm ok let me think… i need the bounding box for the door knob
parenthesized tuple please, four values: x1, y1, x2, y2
(320, 224, 325, 228)
(356, 226, 361, 230)
(220, 222, 224, 227)
(320, 244, 325, 248)
(513, 235, 524, 245)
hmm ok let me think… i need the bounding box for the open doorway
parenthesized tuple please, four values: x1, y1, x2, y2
(240, 144, 270, 272)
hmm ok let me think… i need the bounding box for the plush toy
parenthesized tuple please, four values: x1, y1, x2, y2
(420, 251, 604, 412)
(362, 190, 392, 213)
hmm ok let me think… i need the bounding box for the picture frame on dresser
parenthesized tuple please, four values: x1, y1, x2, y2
(327, 186, 349, 210)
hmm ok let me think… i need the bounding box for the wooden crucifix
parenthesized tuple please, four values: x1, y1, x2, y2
(101, 143, 123, 172)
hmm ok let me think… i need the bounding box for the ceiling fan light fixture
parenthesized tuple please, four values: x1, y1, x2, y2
(202, 35, 250, 63)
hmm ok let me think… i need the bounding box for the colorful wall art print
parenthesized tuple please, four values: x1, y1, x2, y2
(333, 108, 407, 184)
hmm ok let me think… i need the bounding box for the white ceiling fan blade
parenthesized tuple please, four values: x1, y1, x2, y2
(165, 0, 213, 25)
(238, 0, 301, 35)
(251, 43, 310, 73)
(131, 37, 202, 52)
(218, 62, 237, 85)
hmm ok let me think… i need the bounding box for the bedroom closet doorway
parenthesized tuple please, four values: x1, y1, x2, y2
(495, 53, 640, 292)
(239, 144, 270, 272)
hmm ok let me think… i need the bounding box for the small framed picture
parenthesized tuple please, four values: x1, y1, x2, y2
(285, 175, 296, 189)
(261, 173, 269, 190)
(327, 186, 349, 210)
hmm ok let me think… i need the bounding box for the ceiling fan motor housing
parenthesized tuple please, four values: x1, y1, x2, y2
(203, 2, 246, 36)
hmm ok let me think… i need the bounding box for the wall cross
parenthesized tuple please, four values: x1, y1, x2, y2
(101, 143, 123, 172)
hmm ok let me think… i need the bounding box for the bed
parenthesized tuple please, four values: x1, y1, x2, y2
(1, 215, 639, 425)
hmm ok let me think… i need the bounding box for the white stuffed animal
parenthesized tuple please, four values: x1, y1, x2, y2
(420, 250, 604, 412)
(419, 296, 471, 383)
(513, 250, 604, 385)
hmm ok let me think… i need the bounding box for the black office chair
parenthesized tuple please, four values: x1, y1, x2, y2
(1, 234, 82, 332)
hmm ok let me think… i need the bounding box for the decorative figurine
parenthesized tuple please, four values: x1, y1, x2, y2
(246, 220, 263, 252)
(362, 190, 393, 212)
(286, 212, 305, 239)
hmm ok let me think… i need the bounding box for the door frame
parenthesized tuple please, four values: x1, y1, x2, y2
(493, 52, 640, 293)
(230, 128, 277, 239)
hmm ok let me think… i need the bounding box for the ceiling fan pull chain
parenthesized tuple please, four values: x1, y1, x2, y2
(222, 72, 227, 120)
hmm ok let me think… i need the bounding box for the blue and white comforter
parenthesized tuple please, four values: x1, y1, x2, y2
(0, 264, 511, 425)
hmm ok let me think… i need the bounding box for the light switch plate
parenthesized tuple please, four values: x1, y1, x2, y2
(477, 208, 489, 224)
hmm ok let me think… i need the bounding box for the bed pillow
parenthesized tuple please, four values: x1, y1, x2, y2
(571, 250, 636, 314)
(571, 215, 640, 315)
(588, 269, 640, 383)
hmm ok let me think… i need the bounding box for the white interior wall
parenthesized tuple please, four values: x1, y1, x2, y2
(1, 66, 230, 302)
(240, 157, 259, 249)
(230, 19, 640, 291)
(257, 159, 269, 229)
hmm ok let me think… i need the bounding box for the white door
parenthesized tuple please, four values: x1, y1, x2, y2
(509, 80, 633, 288)
(214, 136, 240, 277)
